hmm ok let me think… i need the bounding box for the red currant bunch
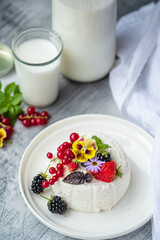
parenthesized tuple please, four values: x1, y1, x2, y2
(18, 106, 49, 127)
(0, 114, 14, 140)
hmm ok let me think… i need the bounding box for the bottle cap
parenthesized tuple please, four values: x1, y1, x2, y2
(0, 43, 14, 77)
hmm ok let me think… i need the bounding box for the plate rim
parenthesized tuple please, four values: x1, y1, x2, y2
(19, 114, 153, 240)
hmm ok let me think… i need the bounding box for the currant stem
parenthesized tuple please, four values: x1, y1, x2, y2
(45, 164, 50, 174)
(40, 194, 50, 201)
(50, 157, 58, 162)
(21, 115, 48, 120)
(0, 122, 6, 128)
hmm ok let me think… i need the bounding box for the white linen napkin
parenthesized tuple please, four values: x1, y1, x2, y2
(109, 1, 160, 239)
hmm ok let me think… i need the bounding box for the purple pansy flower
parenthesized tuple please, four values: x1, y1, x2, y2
(84, 157, 104, 173)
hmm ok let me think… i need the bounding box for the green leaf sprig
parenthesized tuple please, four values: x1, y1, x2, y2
(92, 135, 111, 154)
(116, 166, 122, 177)
(0, 81, 23, 125)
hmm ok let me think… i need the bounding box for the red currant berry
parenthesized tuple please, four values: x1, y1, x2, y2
(27, 106, 35, 115)
(57, 151, 64, 159)
(67, 157, 72, 162)
(41, 111, 49, 118)
(52, 175, 58, 182)
(65, 149, 73, 157)
(47, 152, 53, 159)
(18, 114, 25, 121)
(0, 113, 3, 121)
(49, 167, 56, 174)
(57, 163, 63, 170)
(5, 125, 14, 134)
(33, 112, 40, 116)
(42, 181, 49, 188)
(30, 118, 37, 126)
(36, 118, 43, 125)
(63, 142, 71, 150)
(56, 169, 63, 177)
(70, 132, 79, 142)
(71, 152, 75, 159)
(22, 119, 31, 127)
(49, 179, 55, 185)
(2, 117, 10, 125)
(59, 144, 65, 152)
(62, 159, 69, 165)
(5, 131, 11, 140)
(5, 126, 13, 139)
(41, 118, 47, 125)
(57, 146, 61, 152)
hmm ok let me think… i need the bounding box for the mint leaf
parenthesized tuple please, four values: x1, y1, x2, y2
(8, 106, 14, 113)
(92, 136, 111, 153)
(14, 85, 21, 94)
(0, 81, 2, 89)
(116, 166, 122, 177)
(0, 106, 8, 113)
(0, 91, 5, 102)
(5, 82, 15, 95)
(0, 82, 24, 125)
(11, 93, 22, 105)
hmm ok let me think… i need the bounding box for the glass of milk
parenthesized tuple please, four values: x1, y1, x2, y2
(52, 0, 117, 82)
(12, 27, 63, 107)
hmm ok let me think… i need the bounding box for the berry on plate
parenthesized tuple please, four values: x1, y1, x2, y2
(90, 161, 117, 183)
(68, 161, 78, 172)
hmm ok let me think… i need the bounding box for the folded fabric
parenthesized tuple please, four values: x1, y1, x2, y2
(109, 1, 160, 239)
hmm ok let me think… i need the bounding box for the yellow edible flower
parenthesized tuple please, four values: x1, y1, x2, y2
(0, 128, 6, 148)
(72, 137, 97, 163)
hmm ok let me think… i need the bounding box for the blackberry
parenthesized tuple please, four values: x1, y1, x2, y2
(48, 196, 67, 214)
(31, 174, 46, 194)
(97, 153, 102, 158)
(102, 153, 112, 162)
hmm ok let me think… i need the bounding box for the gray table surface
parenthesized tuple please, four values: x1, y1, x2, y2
(0, 0, 156, 239)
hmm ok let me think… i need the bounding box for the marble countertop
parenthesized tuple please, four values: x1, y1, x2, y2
(0, 0, 154, 239)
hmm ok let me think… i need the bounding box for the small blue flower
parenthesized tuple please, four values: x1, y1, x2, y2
(84, 157, 104, 173)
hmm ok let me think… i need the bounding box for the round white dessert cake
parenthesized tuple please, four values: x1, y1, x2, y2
(53, 133, 131, 213)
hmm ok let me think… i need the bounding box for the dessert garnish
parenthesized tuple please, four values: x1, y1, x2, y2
(31, 174, 46, 194)
(40, 194, 67, 215)
(89, 161, 117, 183)
(83, 157, 104, 173)
(92, 136, 111, 154)
(63, 171, 93, 185)
(72, 137, 97, 162)
(68, 161, 78, 172)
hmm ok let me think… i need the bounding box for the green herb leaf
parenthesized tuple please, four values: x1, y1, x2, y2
(14, 85, 21, 94)
(11, 93, 22, 105)
(0, 106, 8, 113)
(0, 81, 2, 89)
(92, 135, 111, 153)
(8, 106, 14, 113)
(116, 166, 122, 177)
(5, 82, 15, 95)
(0, 91, 5, 102)
(0, 82, 23, 125)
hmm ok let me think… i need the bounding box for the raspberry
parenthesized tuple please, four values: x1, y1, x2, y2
(90, 161, 117, 183)
(68, 161, 78, 172)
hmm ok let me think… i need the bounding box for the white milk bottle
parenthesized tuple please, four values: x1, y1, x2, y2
(52, 0, 116, 82)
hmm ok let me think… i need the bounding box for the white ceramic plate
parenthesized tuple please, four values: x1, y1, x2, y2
(19, 114, 153, 240)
